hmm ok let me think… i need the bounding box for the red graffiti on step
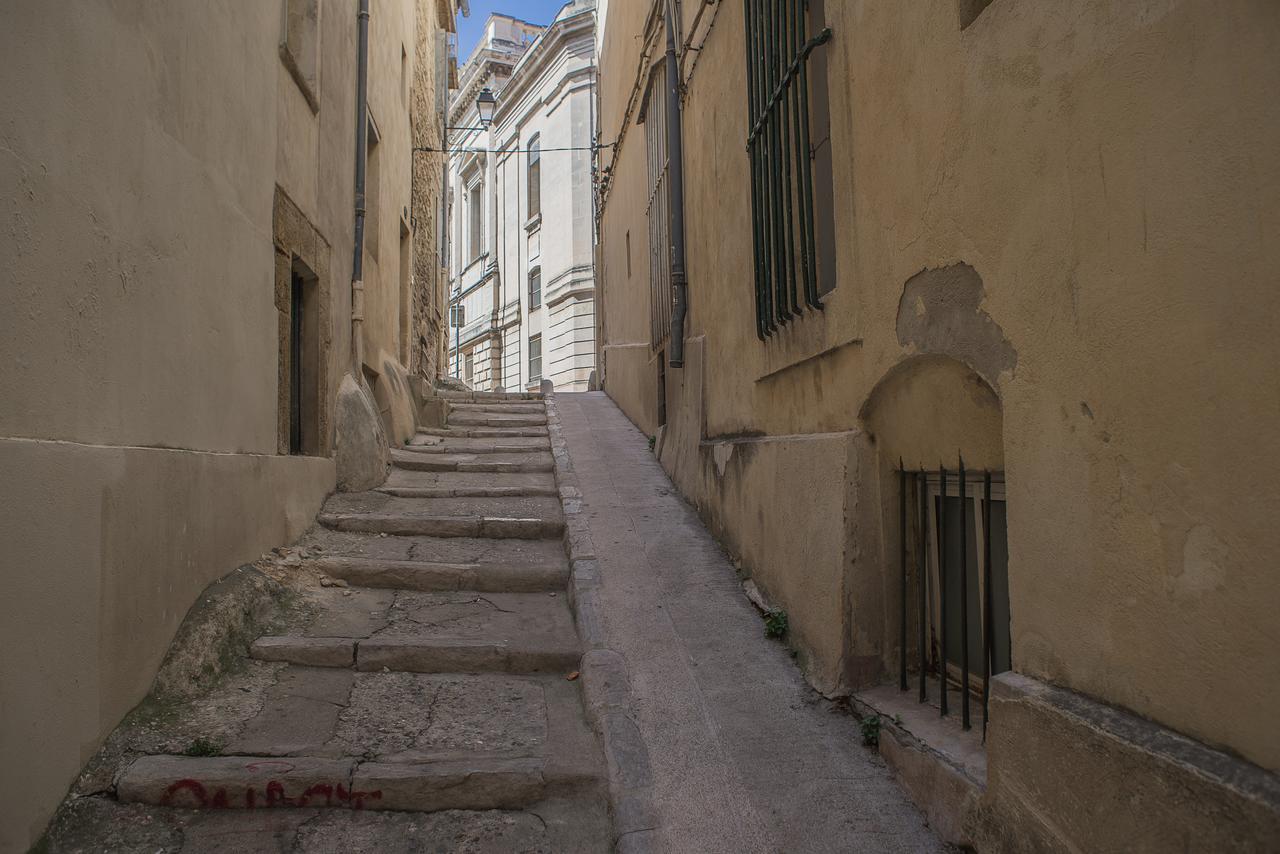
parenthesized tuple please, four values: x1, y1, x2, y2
(161, 778, 382, 810)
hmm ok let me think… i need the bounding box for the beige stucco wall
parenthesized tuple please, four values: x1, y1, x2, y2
(598, 0, 1280, 787)
(0, 1, 445, 849)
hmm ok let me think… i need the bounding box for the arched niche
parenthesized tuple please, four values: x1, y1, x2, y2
(859, 354, 1003, 471)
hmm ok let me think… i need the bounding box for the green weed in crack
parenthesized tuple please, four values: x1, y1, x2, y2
(763, 608, 788, 640)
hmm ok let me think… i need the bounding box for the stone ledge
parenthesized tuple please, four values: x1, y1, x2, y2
(970, 672, 1280, 853)
(545, 390, 659, 853)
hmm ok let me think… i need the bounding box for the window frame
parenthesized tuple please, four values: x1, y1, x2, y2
(527, 333, 543, 385)
(527, 135, 542, 222)
(742, 0, 836, 338)
(528, 266, 542, 310)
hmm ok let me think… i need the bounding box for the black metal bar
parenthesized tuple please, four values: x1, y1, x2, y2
(745, 28, 833, 145)
(778, 0, 798, 319)
(792, 0, 820, 309)
(899, 462, 908, 691)
(755, 0, 776, 332)
(766, 0, 788, 325)
(918, 469, 928, 703)
(959, 456, 971, 731)
(938, 463, 948, 717)
(743, 0, 765, 339)
(982, 469, 993, 740)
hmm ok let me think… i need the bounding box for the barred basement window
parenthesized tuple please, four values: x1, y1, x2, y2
(743, 0, 836, 338)
(642, 70, 671, 350)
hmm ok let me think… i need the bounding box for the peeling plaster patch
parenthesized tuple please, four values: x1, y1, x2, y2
(1171, 525, 1228, 600)
(896, 263, 1017, 386)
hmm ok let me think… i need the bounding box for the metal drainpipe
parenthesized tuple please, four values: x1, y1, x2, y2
(664, 0, 688, 369)
(351, 0, 371, 375)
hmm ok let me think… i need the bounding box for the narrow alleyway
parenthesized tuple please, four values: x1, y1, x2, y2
(45, 389, 945, 853)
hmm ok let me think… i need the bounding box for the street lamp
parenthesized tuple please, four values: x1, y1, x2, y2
(476, 87, 496, 128)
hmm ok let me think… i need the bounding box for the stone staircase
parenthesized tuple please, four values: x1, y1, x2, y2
(49, 391, 613, 851)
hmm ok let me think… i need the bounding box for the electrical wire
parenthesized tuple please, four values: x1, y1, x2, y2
(414, 143, 614, 155)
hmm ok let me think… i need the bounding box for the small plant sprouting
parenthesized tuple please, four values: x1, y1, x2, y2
(860, 715, 882, 747)
(647, 435, 656, 451)
(183, 736, 223, 757)
(763, 608, 788, 640)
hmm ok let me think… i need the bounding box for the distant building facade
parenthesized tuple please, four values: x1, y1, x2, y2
(595, 1, 1280, 851)
(447, 3, 598, 392)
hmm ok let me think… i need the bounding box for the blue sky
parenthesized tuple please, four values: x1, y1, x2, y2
(456, 1, 567, 61)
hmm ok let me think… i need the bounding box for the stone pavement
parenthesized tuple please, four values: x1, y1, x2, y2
(555, 391, 950, 854)
(44, 391, 612, 853)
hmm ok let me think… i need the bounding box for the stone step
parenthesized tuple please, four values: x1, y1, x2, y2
(318, 491, 560, 537)
(299, 530, 566, 569)
(116, 754, 586, 813)
(380, 469, 558, 498)
(319, 513, 562, 539)
(252, 637, 578, 675)
(417, 425, 550, 439)
(312, 556, 568, 592)
(392, 448, 553, 473)
(447, 401, 547, 415)
(436, 390, 544, 402)
(252, 590, 580, 673)
(447, 412, 549, 428)
(47, 797, 608, 852)
(402, 435, 552, 454)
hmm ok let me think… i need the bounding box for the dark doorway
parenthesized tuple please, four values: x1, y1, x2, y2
(288, 260, 320, 456)
(289, 270, 305, 454)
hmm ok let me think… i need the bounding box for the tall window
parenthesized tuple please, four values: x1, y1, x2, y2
(464, 352, 474, 384)
(642, 71, 671, 350)
(528, 334, 542, 384)
(743, 0, 836, 338)
(527, 135, 541, 220)
(529, 267, 542, 310)
(468, 180, 484, 261)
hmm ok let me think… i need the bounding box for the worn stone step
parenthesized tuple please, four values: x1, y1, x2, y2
(381, 469, 557, 498)
(447, 401, 547, 415)
(116, 754, 586, 813)
(448, 412, 548, 428)
(251, 636, 578, 674)
(319, 493, 563, 540)
(319, 513, 562, 539)
(46, 797, 608, 853)
(252, 590, 580, 674)
(436, 390, 544, 402)
(299, 529, 567, 568)
(392, 448, 553, 473)
(312, 556, 568, 592)
(417, 425, 550, 439)
(402, 435, 552, 454)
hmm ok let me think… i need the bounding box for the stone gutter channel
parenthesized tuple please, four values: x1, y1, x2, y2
(543, 387, 660, 854)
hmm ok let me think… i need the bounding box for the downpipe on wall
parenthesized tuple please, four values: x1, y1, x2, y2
(351, 0, 370, 375)
(665, 0, 688, 369)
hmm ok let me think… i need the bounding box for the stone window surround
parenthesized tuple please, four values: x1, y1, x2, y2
(272, 186, 333, 456)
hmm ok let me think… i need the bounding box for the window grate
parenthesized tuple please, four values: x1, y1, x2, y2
(643, 71, 672, 351)
(743, 0, 831, 338)
(897, 462, 1012, 738)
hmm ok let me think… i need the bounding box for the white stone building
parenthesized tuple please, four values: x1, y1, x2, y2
(446, 3, 597, 392)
